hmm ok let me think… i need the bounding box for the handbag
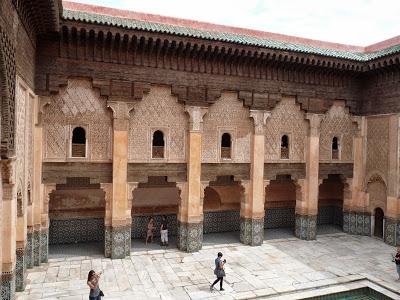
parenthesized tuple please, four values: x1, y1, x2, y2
(99, 290, 104, 297)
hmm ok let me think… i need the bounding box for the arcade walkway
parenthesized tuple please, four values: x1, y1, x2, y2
(48, 225, 343, 258)
(19, 230, 399, 300)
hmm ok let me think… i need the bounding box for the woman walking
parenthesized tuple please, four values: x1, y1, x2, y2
(394, 246, 400, 280)
(210, 252, 226, 291)
(87, 270, 103, 300)
(146, 217, 155, 245)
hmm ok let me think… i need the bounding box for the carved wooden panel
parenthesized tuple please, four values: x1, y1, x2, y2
(320, 104, 354, 162)
(202, 92, 251, 163)
(43, 79, 112, 161)
(366, 116, 389, 184)
(128, 86, 188, 162)
(264, 98, 307, 162)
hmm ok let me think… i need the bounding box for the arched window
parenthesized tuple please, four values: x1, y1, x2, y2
(71, 127, 86, 157)
(332, 136, 339, 160)
(281, 135, 289, 159)
(221, 133, 231, 159)
(152, 130, 165, 158)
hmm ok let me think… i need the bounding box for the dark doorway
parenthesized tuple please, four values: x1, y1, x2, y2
(374, 207, 384, 238)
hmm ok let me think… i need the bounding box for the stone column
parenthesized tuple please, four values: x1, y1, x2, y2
(104, 101, 134, 259)
(240, 110, 269, 246)
(343, 117, 371, 236)
(26, 185, 34, 269)
(40, 183, 56, 264)
(127, 182, 138, 250)
(295, 114, 323, 240)
(177, 106, 207, 253)
(32, 97, 48, 267)
(384, 114, 400, 246)
(1, 158, 17, 300)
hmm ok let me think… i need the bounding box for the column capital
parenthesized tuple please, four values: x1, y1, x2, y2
(250, 110, 271, 135)
(1, 157, 16, 185)
(306, 113, 323, 137)
(35, 96, 50, 126)
(352, 116, 366, 137)
(184, 106, 208, 132)
(107, 101, 135, 131)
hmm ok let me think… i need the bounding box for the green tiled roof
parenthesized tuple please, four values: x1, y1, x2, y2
(63, 9, 400, 62)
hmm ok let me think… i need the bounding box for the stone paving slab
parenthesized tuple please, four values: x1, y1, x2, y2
(16, 233, 400, 299)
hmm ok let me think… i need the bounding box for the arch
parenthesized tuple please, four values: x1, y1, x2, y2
(152, 130, 165, 158)
(71, 126, 86, 157)
(221, 132, 231, 159)
(332, 136, 339, 159)
(374, 207, 384, 238)
(281, 134, 289, 159)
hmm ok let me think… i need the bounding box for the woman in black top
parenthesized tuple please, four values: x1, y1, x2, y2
(395, 246, 400, 280)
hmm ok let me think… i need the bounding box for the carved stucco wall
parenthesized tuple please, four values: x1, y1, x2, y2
(264, 97, 307, 162)
(367, 176, 387, 213)
(42, 79, 112, 161)
(366, 116, 389, 185)
(319, 103, 354, 162)
(128, 85, 188, 162)
(202, 92, 251, 163)
(15, 78, 34, 214)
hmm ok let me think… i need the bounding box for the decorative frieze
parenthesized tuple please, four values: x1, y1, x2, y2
(0, 269, 16, 300)
(15, 246, 26, 292)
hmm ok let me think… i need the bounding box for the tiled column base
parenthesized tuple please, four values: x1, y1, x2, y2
(240, 217, 264, 246)
(40, 227, 49, 263)
(343, 211, 371, 236)
(33, 227, 41, 266)
(104, 225, 131, 259)
(384, 217, 399, 246)
(295, 214, 317, 240)
(177, 221, 203, 252)
(0, 270, 15, 300)
(26, 228, 34, 269)
(15, 247, 26, 292)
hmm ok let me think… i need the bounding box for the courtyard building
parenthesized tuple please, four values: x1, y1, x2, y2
(0, 0, 400, 299)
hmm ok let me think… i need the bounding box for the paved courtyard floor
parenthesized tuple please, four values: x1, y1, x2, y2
(17, 232, 400, 299)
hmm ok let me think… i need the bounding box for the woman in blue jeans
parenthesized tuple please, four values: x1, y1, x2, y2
(87, 270, 103, 300)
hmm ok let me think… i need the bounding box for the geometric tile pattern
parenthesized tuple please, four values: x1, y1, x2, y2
(264, 208, 295, 229)
(203, 210, 240, 233)
(343, 211, 371, 236)
(49, 218, 105, 244)
(33, 229, 40, 266)
(40, 229, 49, 263)
(177, 221, 203, 252)
(0, 270, 15, 300)
(295, 214, 317, 240)
(25, 231, 33, 269)
(104, 225, 131, 259)
(240, 217, 264, 246)
(384, 217, 398, 246)
(317, 205, 343, 226)
(15, 247, 26, 292)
